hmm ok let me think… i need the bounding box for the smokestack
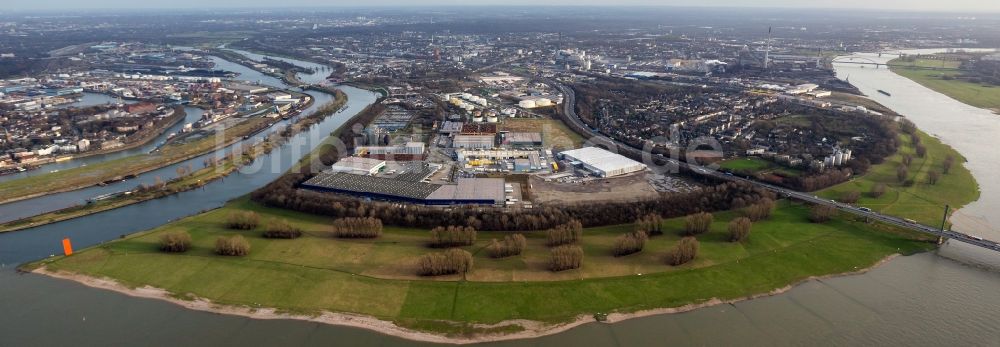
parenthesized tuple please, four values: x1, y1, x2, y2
(764, 27, 772, 70)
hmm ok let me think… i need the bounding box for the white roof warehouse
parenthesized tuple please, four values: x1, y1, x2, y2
(559, 147, 647, 178)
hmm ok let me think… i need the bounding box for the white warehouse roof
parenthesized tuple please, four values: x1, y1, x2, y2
(560, 147, 647, 178)
(330, 157, 387, 175)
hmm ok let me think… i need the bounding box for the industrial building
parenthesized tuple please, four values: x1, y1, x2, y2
(301, 173, 505, 206)
(329, 157, 386, 175)
(559, 147, 647, 178)
(453, 134, 496, 149)
(355, 142, 426, 160)
(501, 132, 543, 148)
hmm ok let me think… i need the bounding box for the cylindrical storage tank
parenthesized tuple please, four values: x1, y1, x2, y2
(473, 115, 484, 123)
(519, 100, 536, 108)
(487, 115, 499, 123)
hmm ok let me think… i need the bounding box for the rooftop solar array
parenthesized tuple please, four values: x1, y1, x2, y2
(303, 172, 440, 200)
(302, 173, 505, 205)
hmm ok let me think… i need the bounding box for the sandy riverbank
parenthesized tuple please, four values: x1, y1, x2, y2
(32, 253, 905, 344)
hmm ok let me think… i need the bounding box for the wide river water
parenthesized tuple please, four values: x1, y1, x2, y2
(2, 49, 1000, 346)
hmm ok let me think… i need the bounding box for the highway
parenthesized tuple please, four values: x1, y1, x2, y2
(552, 81, 1000, 253)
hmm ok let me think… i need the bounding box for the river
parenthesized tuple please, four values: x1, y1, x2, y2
(3, 49, 1000, 346)
(0, 57, 333, 223)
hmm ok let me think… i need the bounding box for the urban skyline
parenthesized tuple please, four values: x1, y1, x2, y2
(5, 0, 1000, 13)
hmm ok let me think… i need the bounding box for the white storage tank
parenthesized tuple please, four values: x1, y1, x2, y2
(487, 115, 499, 123)
(473, 115, 484, 123)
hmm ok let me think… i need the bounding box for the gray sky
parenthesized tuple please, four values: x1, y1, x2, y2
(5, 0, 1000, 12)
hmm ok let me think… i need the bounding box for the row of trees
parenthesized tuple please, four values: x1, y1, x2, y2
(159, 231, 251, 257)
(486, 234, 527, 258)
(546, 220, 583, 247)
(251, 172, 774, 232)
(417, 248, 474, 276)
(429, 226, 477, 247)
(331, 217, 383, 239)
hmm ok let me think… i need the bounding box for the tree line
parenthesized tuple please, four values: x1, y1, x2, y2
(252, 175, 774, 232)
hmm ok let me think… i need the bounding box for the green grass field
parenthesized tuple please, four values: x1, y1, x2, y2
(889, 57, 1000, 112)
(38, 197, 935, 335)
(819, 130, 979, 226)
(719, 157, 803, 178)
(719, 158, 771, 171)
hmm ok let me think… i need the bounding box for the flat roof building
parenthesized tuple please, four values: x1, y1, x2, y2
(301, 173, 504, 205)
(355, 142, 426, 160)
(502, 132, 543, 148)
(329, 157, 386, 175)
(559, 147, 647, 178)
(453, 135, 495, 149)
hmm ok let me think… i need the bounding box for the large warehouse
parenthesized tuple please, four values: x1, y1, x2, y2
(329, 157, 386, 175)
(301, 173, 505, 206)
(559, 147, 647, 178)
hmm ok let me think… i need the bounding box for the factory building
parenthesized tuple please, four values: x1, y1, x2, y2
(301, 173, 505, 206)
(329, 157, 386, 175)
(559, 147, 647, 178)
(355, 142, 426, 160)
(453, 134, 496, 149)
(501, 132, 543, 148)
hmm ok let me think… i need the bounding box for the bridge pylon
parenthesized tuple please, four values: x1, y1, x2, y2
(938, 205, 951, 245)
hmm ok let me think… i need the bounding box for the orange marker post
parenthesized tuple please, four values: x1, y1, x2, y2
(62, 238, 73, 256)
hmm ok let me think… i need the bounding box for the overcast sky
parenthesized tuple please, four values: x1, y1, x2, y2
(5, 0, 1000, 12)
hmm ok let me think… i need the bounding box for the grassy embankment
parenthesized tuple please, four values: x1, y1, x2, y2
(889, 57, 1000, 113)
(34, 197, 935, 336)
(0, 93, 347, 233)
(819, 129, 979, 226)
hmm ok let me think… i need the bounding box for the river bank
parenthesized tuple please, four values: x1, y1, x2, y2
(0, 88, 315, 206)
(0, 91, 347, 233)
(28, 249, 907, 344)
(886, 53, 1000, 114)
(26, 193, 936, 342)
